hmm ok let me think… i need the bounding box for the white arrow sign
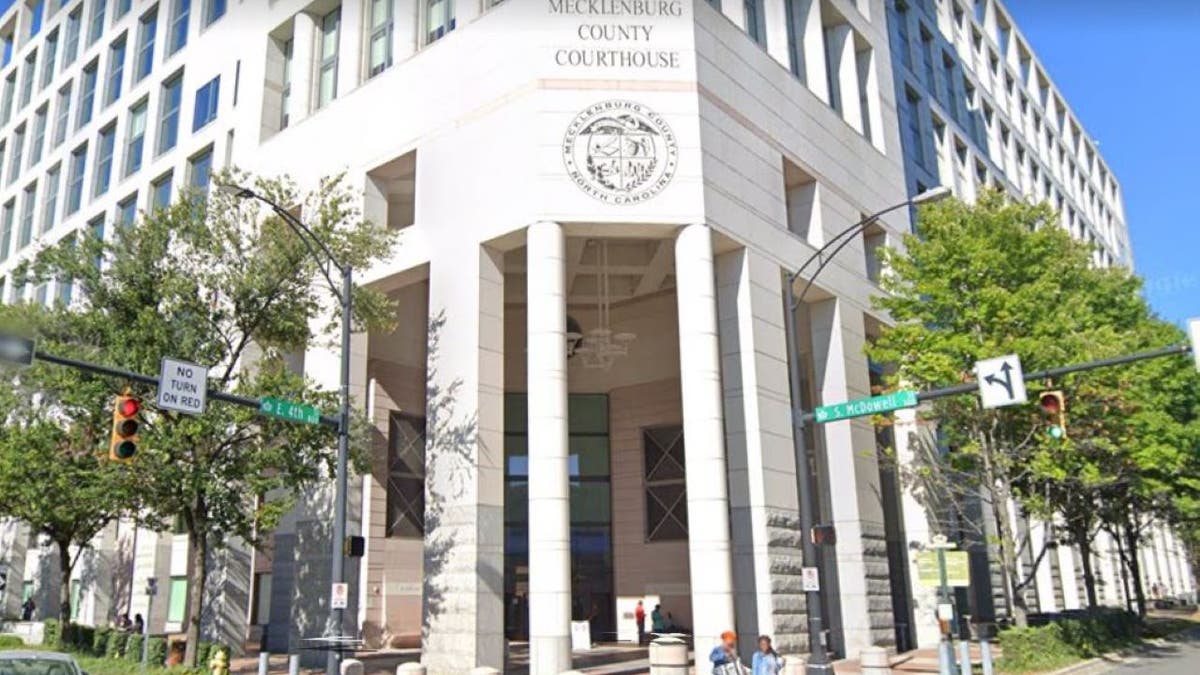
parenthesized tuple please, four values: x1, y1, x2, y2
(157, 357, 209, 415)
(976, 354, 1027, 409)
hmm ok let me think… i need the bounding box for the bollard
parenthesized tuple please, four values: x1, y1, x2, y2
(467, 669, 501, 675)
(287, 654, 300, 675)
(396, 663, 427, 675)
(980, 639, 994, 675)
(781, 654, 806, 675)
(340, 659, 364, 675)
(257, 652, 270, 675)
(649, 636, 689, 675)
(860, 646, 892, 675)
(958, 640, 971, 675)
(559, 671, 586, 675)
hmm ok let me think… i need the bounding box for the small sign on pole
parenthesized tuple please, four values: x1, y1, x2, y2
(330, 582, 349, 609)
(157, 357, 209, 415)
(802, 567, 821, 591)
(976, 354, 1027, 408)
(1188, 318, 1200, 371)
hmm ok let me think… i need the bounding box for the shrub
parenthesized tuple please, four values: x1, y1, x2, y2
(124, 634, 144, 662)
(0, 635, 25, 649)
(92, 627, 111, 656)
(72, 625, 95, 654)
(146, 636, 168, 667)
(106, 630, 128, 658)
(998, 610, 1141, 673)
(195, 642, 211, 667)
(43, 619, 60, 647)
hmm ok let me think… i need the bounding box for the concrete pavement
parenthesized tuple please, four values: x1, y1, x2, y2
(1104, 626, 1200, 675)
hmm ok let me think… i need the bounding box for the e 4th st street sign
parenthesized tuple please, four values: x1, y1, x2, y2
(157, 357, 209, 415)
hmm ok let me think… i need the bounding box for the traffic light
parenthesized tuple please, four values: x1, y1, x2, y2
(1038, 390, 1067, 439)
(109, 395, 141, 462)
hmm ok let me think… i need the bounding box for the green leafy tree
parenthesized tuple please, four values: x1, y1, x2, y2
(0, 303, 141, 621)
(867, 191, 1144, 626)
(20, 172, 396, 665)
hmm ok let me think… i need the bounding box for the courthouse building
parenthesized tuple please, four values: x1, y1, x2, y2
(0, 1, 1192, 674)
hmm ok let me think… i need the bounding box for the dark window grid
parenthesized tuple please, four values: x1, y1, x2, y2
(643, 425, 687, 542)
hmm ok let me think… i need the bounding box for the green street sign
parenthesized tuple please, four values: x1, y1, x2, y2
(261, 397, 321, 425)
(813, 390, 918, 424)
(916, 550, 971, 587)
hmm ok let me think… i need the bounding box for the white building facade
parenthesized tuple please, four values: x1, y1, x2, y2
(0, 1, 1191, 674)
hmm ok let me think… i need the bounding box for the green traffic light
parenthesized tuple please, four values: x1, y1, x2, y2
(1047, 426, 1064, 439)
(114, 440, 137, 459)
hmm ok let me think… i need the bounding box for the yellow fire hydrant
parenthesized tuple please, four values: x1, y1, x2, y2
(208, 648, 229, 675)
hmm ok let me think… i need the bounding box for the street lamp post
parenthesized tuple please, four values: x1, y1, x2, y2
(218, 184, 353, 675)
(782, 186, 950, 675)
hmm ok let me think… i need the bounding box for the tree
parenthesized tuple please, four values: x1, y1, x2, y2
(0, 303, 141, 621)
(867, 191, 1144, 626)
(20, 172, 396, 665)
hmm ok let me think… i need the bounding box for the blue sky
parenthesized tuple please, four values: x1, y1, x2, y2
(1004, 0, 1200, 326)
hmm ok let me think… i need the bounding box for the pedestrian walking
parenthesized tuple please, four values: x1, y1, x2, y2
(635, 600, 647, 645)
(20, 598, 34, 621)
(752, 635, 785, 675)
(710, 631, 743, 675)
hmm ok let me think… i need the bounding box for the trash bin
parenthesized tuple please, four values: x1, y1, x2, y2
(649, 635, 689, 675)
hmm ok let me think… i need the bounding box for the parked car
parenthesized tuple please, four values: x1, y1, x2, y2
(0, 650, 86, 675)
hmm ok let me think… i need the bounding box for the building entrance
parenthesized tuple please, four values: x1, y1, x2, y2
(503, 393, 615, 641)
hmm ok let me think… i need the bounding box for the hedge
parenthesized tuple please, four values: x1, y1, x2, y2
(124, 634, 144, 663)
(0, 635, 25, 649)
(92, 627, 112, 656)
(42, 619, 61, 648)
(146, 636, 168, 667)
(105, 630, 129, 658)
(998, 609, 1141, 673)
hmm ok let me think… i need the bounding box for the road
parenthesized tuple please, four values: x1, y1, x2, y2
(1108, 626, 1200, 675)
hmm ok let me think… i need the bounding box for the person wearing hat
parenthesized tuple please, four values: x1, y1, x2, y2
(709, 631, 740, 674)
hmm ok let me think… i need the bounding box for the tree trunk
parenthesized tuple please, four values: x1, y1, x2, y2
(1075, 527, 1099, 610)
(1114, 531, 1134, 613)
(183, 516, 208, 668)
(1122, 519, 1146, 617)
(55, 538, 74, 622)
(981, 438, 1027, 627)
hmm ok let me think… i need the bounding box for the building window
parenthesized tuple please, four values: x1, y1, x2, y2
(188, 147, 212, 193)
(367, 0, 393, 77)
(78, 61, 97, 129)
(63, 8, 81, 67)
(42, 164, 60, 233)
(279, 39, 292, 129)
(151, 171, 173, 209)
(9, 126, 25, 184)
(251, 573, 272, 625)
(426, 0, 455, 44)
(105, 36, 127, 106)
(167, 577, 187, 624)
(41, 29, 57, 89)
(0, 34, 10, 70)
(643, 425, 686, 542)
(66, 143, 87, 215)
(93, 124, 116, 197)
(20, 50, 37, 108)
(317, 9, 340, 109)
(136, 9, 157, 82)
(0, 201, 13, 263)
(386, 412, 426, 538)
(1, 74, 14, 125)
(53, 83, 71, 147)
(744, 0, 765, 45)
(203, 0, 226, 27)
(169, 0, 190, 55)
(157, 73, 182, 154)
(123, 101, 147, 176)
(118, 193, 137, 227)
(784, 0, 806, 82)
(117, 0, 133, 19)
(88, 0, 106, 45)
(30, 1, 46, 38)
(903, 88, 924, 168)
(30, 106, 48, 166)
(70, 580, 82, 621)
(17, 182, 36, 250)
(192, 76, 219, 131)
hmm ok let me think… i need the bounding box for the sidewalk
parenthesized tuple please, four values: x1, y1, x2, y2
(833, 643, 994, 675)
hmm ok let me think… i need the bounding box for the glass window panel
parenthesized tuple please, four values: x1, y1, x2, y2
(569, 435, 609, 477)
(569, 482, 611, 523)
(167, 577, 187, 622)
(568, 394, 608, 434)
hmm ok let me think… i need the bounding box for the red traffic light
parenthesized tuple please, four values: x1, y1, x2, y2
(118, 398, 140, 417)
(1039, 392, 1062, 413)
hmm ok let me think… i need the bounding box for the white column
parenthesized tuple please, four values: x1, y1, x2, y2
(290, 12, 317, 124)
(792, 0, 828, 102)
(763, 0, 791, 70)
(1058, 545, 1081, 610)
(526, 222, 572, 675)
(826, 24, 864, 133)
(1030, 520, 1057, 613)
(675, 224, 736, 672)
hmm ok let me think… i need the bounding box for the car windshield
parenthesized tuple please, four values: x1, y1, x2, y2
(0, 658, 78, 675)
